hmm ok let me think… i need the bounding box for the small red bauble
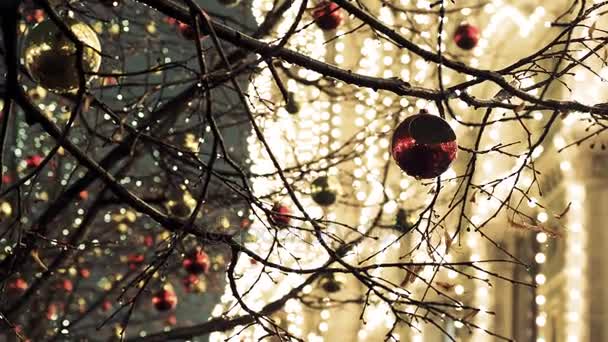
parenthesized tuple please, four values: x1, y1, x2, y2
(270, 203, 291, 227)
(25, 155, 43, 168)
(8, 278, 28, 292)
(177, 22, 197, 40)
(164, 17, 178, 26)
(127, 254, 145, 270)
(182, 250, 210, 275)
(79, 268, 91, 279)
(143, 235, 155, 247)
(58, 279, 73, 293)
(454, 23, 480, 50)
(25, 9, 45, 24)
(101, 300, 112, 312)
(78, 190, 89, 200)
(152, 288, 177, 312)
(391, 112, 457, 179)
(312, 2, 343, 31)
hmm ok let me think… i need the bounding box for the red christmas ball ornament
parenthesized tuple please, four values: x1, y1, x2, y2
(8, 278, 28, 292)
(79, 268, 91, 279)
(46, 303, 58, 320)
(312, 2, 344, 31)
(143, 235, 155, 247)
(78, 190, 89, 200)
(391, 112, 457, 179)
(177, 22, 197, 40)
(25, 155, 43, 169)
(101, 300, 112, 312)
(127, 254, 145, 270)
(454, 23, 480, 50)
(182, 250, 210, 275)
(270, 203, 291, 227)
(101, 76, 118, 87)
(152, 288, 177, 312)
(164, 17, 178, 26)
(25, 9, 45, 24)
(57, 279, 73, 293)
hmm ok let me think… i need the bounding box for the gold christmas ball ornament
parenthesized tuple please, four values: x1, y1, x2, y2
(23, 17, 102, 93)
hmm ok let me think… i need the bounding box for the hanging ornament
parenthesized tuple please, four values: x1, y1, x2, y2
(127, 254, 145, 270)
(182, 250, 210, 275)
(23, 17, 102, 92)
(8, 278, 28, 292)
(25, 155, 43, 169)
(78, 190, 89, 200)
(311, 176, 338, 206)
(454, 23, 480, 50)
(319, 274, 343, 293)
(284, 92, 300, 114)
(101, 300, 112, 312)
(57, 279, 73, 293)
(269, 203, 291, 227)
(79, 268, 91, 279)
(25, 9, 45, 24)
(152, 288, 177, 312)
(391, 112, 457, 179)
(395, 208, 414, 234)
(143, 234, 155, 247)
(177, 21, 198, 40)
(218, 0, 241, 8)
(312, 2, 343, 31)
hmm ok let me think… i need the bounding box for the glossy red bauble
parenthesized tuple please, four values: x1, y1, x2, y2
(152, 288, 177, 312)
(391, 112, 457, 179)
(25, 155, 43, 168)
(454, 23, 480, 50)
(177, 22, 197, 40)
(312, 2, 343, 31)
(25, 9, 45, 24)
(8, 278, 28, 292)
(101, 300, 112, 312)
(57, 279, 73, 293)
(143, 235, 155, 247)
(127, 254, 145, 270)
(182, 250, 210, 275)
(270, 203, 291, 227)
(79, 268, 91, 279)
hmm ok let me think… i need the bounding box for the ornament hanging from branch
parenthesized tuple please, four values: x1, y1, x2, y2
(269, 203, 291, 227)
(312, 1, 344, 31)
(182, 250, 211, 275)
(391, 111, 457, 179)
(152, 288, 178, 312)
(319, 274, 343, 293)
(23, 17, 102, 93)
(311, 176, 339, 206)
(454, 23, 480, 50)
